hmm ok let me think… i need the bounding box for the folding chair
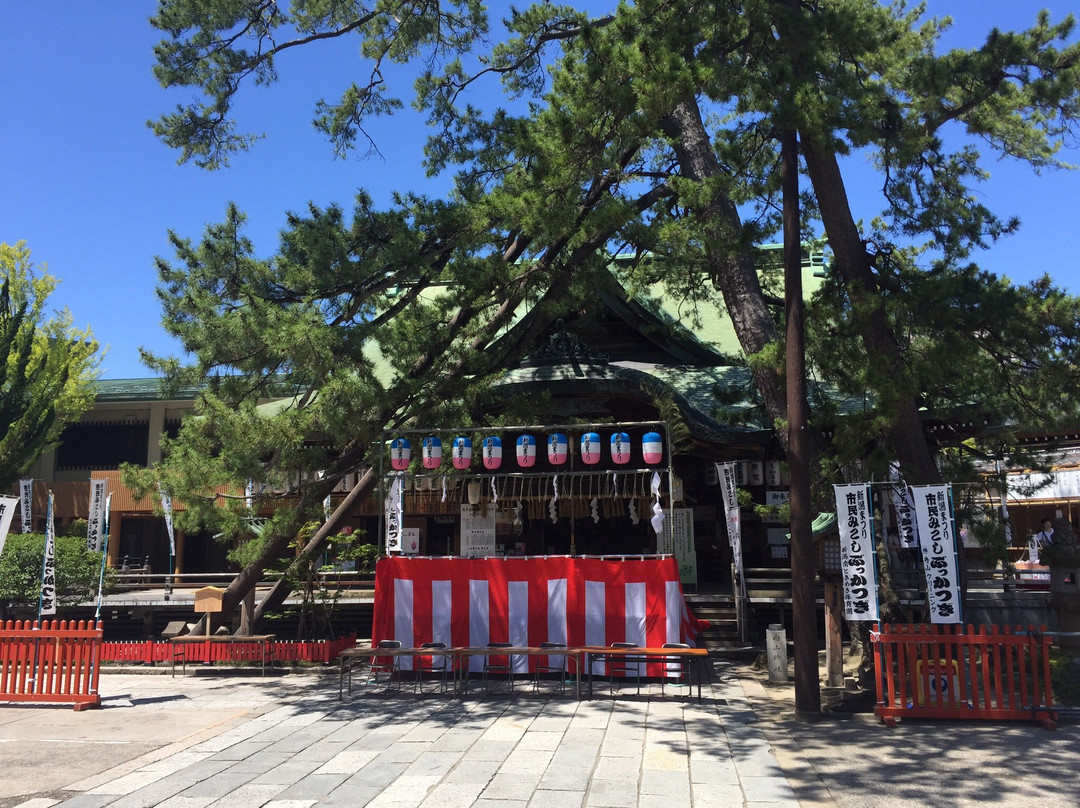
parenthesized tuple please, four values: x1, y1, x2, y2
(533, 642, 567, 694)
(481, 642, 515, 694)
(660, 642, 690, 697)
(414, 642, 451, 694)
(609, 642, 644, 696)
(368, 639, 402, 690)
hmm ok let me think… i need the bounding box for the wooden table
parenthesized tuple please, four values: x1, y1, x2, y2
(339, 645, 461, 699)
(452, 646, 586, 698)
(579, 645, 710, 699)
(168, 634, 275, 677)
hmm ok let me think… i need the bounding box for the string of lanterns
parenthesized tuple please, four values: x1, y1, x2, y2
(388, 431, 664, 471)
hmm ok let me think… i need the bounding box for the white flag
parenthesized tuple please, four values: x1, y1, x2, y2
(833, 483, 880, 621)
(39, 492, 57, 617)
(910, 484, 963, 624)
(159, 483, 176, 559)
(19, 479, 32, 534)
(87, 479, 108, 552)
(0, 496, 18, 557)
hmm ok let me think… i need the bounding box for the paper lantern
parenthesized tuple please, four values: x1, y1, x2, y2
(610, 432, 631, 465)
(580, 432, 601, 465)
(642, 432, 663, 464)
(421, 436, 443, 469)
(452, 436, 472, 470)
(389, 438, 411, 471)
(548, 433, 568, 465)
(516, 435, 536, 468)
(481, 436, 503, 470)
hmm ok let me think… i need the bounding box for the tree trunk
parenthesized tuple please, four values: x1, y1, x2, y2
(799, 135, 942, 485)
(661, 98, 789, 451)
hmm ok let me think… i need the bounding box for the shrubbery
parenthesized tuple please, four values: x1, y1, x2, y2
(0, 532, 103, 617)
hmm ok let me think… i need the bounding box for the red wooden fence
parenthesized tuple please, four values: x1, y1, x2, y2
(871, 623, 1057, 730)
(99, 632, 357, 666)
(0, 620, 103, 711)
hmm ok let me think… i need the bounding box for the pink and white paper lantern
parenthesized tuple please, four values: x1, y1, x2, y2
(548, 433, 568, 465)
(610, 432, 631, 465)
(516, 435, 536, 468)
(580, 432, 601, 465)
(482, 436, 503, 470)
(451, 436, 472, 470)
(421, 436, 443, 470)
(642, 432, 663, 464)
(389, 438, 411, 471)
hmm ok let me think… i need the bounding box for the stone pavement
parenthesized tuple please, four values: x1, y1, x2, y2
(0, 661, 801, 808)
(1, 659, 1077, 808)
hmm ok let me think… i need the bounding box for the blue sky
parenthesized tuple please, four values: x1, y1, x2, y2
(2, 1, 1078, 380)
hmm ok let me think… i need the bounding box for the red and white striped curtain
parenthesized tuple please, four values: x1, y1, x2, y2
(372, 556, 707, 674)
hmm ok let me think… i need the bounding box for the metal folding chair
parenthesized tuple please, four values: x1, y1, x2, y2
(414, 642, 451, 694)
(609, 642, 644, 696)
(533, 642, 567, 694)
(660, 642, 691, 697)
(368, 639, 402, 690)
(481, 642, 515, 694)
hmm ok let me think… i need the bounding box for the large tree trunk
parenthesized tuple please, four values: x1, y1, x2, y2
(252, 467, 379, 624)
(661, 98, 790, 452)
(799, 135, 942, 485)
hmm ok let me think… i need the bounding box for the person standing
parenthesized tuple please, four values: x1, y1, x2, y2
(1028, 517, 1054, 564)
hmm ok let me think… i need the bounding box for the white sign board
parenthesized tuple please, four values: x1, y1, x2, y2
(461, 505, 496, 556)
(400, 527, 420, 555)
(657, 507, 696, 585)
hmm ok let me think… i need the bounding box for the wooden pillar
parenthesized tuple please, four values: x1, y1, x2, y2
(824, 577, 845, 688)
(107, 511, 121, 567)
(239, 587, 256, 636)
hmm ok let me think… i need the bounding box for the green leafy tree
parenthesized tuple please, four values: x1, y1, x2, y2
(144, 0, 1080, 627)
(0, 533, 103, 617)
(1, 242, 102, 490)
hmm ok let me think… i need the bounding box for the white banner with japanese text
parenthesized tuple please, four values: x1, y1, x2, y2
(0, 496, 17, 556)
(385, 474, 404, 553)
(20, 479, 32, 534)
(888, 463, 918, 548)
(910, 484, 963, 624)
(87, 479, 108, 552)
(39, 492, 57, 616)
(833, 483, 880, 621)
(715, 463, 743, 577)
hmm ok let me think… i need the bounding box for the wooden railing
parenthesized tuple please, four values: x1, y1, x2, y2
(871, 623, 1056, 729)
(100, 632, 357, 665)
(0, 620, 103, 711)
